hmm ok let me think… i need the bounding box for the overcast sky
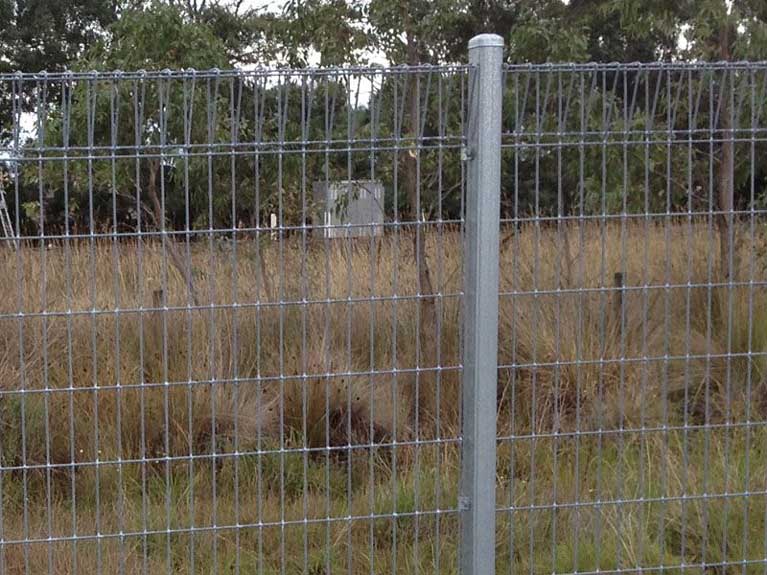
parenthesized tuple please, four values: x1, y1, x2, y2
(245, 0, 282, 11)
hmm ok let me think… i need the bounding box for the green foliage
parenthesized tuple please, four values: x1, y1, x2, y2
(0, 0, 116, 142)
(17, 2, 234, 232)
(6, 0, 767, 231)
(507, 0, 590, 63)
(368, 0, 472, 64)
(187, 1, 282, 66)
(0, 0, 116, 73)
(280, 0, 370, 66)
(81, 2, 230, 71)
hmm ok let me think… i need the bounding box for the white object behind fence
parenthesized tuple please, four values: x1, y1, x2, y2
(312, 179, 385, 239)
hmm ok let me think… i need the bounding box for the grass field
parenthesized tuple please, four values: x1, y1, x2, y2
(1, 220, 767, 574)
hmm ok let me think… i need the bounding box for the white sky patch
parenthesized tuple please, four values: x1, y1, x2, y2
(242, 0, 283, 12)
(678, 24, 691, 52)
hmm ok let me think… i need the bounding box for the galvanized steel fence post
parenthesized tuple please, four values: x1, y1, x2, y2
(461, 33, 504, 575)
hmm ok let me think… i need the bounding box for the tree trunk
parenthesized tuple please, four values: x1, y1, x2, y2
(403, 24, 438, 423)
(146, 159, 201, 307)
(718, 22, 737, 282)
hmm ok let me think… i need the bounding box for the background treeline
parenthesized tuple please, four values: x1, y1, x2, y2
(2, 0, 767, 237)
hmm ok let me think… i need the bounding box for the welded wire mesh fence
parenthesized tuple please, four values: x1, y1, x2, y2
(1, 40, 767, 575)
(498, 62, 767, 575)
(0, 65, 470, 575)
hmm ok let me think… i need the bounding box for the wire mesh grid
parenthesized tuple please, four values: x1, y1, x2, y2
(0, 66, 469, 574)
(1, 57, 767, 575)
(498, 62, 767, 574)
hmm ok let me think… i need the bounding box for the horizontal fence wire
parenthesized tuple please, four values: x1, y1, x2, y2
(1, 58, 767, 575)
(0, 65, 469, 575)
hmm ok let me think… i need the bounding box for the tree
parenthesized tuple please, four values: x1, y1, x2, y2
(279, 0, 370, 66)
(685, 0, 767, 280)
(0, 0, 117, 74)
(22, 2, 234, 305)
(8, 0, 767, 281)
(592, 0, 767, 279)
(0, 0, 117, 145)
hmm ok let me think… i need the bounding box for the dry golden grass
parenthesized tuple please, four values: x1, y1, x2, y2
(1, 220, 766, 573)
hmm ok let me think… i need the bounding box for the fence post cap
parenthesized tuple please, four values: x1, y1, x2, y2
(468, 34, 504, 50)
